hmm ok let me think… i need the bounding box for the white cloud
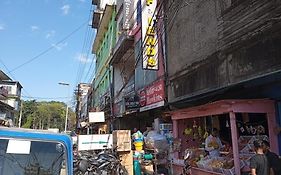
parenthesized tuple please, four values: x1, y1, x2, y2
(45, 30, 56, 39)
(0, 24, 5, 31)
(61, 5, 70, 15)
(31, 25, 39, 32)
(52, 42, 68, 51)
(75, 53, 91, 63)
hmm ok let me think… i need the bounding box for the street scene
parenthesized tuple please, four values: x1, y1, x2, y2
(1, 0, 281, 175)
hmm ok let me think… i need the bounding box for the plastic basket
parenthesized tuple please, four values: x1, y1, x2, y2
(251, 135, 268, 143)
(238, 136, 253, 145)
(240, 144, 255, 154)
(239, 153, 254, 167)
(203, 159, 213, 172)
(222, 167, 235, 175)
(222, 159, 245, 175)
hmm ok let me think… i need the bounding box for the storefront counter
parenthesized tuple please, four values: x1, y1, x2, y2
(172, 161, 223, 175)
(191, 167, 223, 175)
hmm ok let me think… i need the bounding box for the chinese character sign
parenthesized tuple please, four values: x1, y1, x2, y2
(142, 0, 158, 70)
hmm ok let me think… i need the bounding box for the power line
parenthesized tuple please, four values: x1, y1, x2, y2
(0, 58, 34, 99)
(91, 0, 178, 96)
(80, 30, 95, 83)
(8, 20, 89, 74)
(21, 96, 71, 100)
(84, 54, 96, 83)
(75, 5, 94, 85)
(114, 0, 166, 98)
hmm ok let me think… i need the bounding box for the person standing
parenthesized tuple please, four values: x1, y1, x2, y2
(250, 140, 269, 175)
(263, 140, 281, 175)
(205, 128, 223, 158)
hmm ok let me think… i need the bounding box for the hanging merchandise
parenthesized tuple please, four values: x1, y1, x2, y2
(193, 120, 198, 128)
(250, 126, 257, 135)
(184, 128, 193, 136)
(198, 126, 203, 137)
(257, 125, 265, 135)
(240, 126, 245, 133)
(226, 120, 229, 128)
(246, 126, 251, 133)
(203, 131, 209, 139)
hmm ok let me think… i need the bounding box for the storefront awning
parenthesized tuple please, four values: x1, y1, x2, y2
(170, 99, 278, 175)
(169, 99, 275, 120)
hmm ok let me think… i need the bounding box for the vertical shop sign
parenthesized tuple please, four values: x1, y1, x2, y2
(123, 0, 133, 30)
(139, 80, 165, 112)
(142, 0, 159, 70)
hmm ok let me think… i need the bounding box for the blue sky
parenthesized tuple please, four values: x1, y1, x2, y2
(0, 0, 96, 106)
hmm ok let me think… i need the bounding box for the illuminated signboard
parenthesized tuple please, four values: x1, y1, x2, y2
(142, 0, 158, 70)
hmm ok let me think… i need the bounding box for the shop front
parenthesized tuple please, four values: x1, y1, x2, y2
(170, 99, 279, 175)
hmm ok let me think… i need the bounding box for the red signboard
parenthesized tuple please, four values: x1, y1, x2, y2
(139, 79, 165, 112)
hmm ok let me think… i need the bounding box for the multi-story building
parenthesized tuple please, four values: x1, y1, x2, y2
(0, 70, 22, 125)
(76, 83, 91, 125)
(90, 0, 167, 132)
(91, 0, 117, 132)
(108, 0, 167, 131)
(164, 0, 281, 174)
(109, 0, 137, 127)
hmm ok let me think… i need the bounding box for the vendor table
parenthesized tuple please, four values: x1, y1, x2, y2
(170, 99, 278, 175)
(191, 167, 223, 175)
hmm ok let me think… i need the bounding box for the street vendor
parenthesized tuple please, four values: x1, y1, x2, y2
(205, 128, 223, 158)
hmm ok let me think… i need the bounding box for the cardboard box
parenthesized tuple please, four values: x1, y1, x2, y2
(113, 130, 131, 151)
(124, 164, 133, 175)
(141, 164, 154, 175)
(119, 151, 133, 166)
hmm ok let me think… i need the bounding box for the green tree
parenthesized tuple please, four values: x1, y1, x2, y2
(18, 100, 76, 132)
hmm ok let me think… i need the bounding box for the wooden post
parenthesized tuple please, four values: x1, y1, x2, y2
(230, 112, 241, 175)
(173, 119, 179, 159)
(267, 112, 279, 153)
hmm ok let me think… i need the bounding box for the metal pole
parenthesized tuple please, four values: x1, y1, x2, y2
(58, 82, 70, 132)
(18, 100, 23, 128)
(64, 105, 69, 132)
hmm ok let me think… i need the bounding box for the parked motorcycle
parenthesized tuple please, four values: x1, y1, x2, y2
(73, 148, 128, 175)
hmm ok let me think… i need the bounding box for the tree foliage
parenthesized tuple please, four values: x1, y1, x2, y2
(18, 100, 76, 132)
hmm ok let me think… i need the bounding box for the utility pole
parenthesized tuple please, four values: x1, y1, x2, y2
(75, 85, 80, 132)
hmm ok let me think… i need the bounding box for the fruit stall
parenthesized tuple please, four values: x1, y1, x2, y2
(169, 99, 279, 175)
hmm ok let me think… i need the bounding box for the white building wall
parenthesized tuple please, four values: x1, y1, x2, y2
(99, 0, 116, 10)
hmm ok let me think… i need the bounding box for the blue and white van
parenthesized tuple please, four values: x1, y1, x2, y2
(0, 127, 73, 175)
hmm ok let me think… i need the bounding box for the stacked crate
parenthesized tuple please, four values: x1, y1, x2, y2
(113, 130, 133, 175)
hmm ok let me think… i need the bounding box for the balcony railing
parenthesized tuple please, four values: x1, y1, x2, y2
(0, 87, 8, 100)
(110, 31, 134, 64)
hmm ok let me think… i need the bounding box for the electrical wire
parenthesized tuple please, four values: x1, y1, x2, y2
(83, 54, 96, 83)
(114, 0, 166, 97)
(81, 31, 95, 83)
(8, 20, 89, 74)
(0, 58, 35, 99)
(114, 0, 191, 97)
(21, 96, 70, 100)
(75, 5, 94, 85)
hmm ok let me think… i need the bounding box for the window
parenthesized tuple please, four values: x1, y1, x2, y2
(0, 139, 68, 175)
(2, 86, 12, 95)
(137, 0, 142, 25)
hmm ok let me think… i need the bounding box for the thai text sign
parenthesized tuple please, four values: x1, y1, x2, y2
(139, 80, 165, 112)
